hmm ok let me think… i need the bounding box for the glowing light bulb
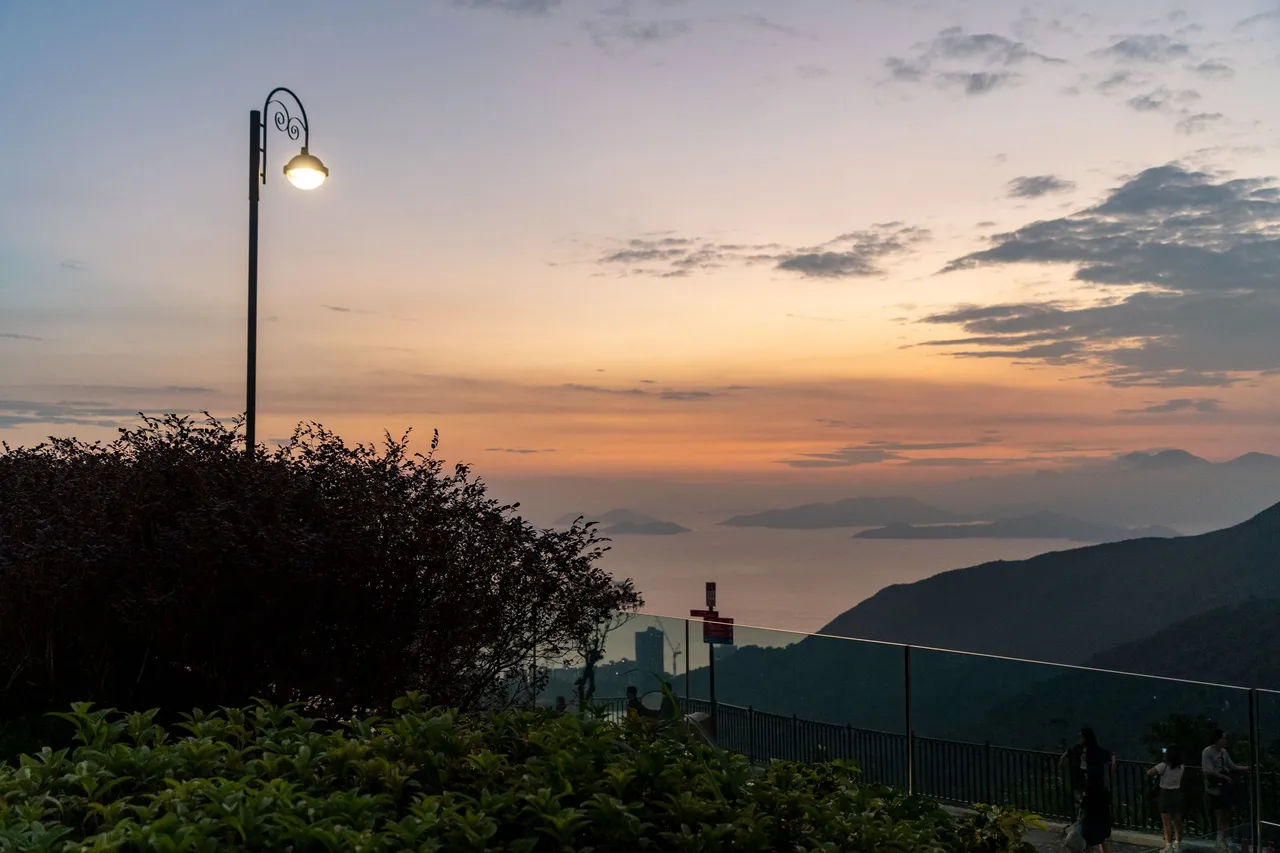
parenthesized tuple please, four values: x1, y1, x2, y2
(284, 148, 328, 190)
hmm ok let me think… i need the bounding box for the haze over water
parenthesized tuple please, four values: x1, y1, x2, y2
(597, 526, 1082, 634)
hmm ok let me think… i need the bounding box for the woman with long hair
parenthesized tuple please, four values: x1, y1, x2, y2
(1061, 727, 1119, 804)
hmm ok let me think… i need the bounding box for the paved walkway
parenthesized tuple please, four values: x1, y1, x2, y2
(1027, 825, 1159, 852)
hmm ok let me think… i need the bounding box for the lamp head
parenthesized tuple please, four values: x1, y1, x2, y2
(284, 147, 328, 190)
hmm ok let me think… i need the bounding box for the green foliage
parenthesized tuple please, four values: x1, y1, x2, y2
(0, 699, 1039, 852)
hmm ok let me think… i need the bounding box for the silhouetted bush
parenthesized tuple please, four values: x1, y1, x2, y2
(0, 698, 1039, 852)
(0, 415, 639, 735)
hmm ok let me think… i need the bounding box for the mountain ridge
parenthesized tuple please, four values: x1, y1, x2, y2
(819, 501, 1280, 665)
(852, 511, 1179, 543)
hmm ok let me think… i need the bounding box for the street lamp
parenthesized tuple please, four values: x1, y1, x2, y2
(246, 87, 328, 457)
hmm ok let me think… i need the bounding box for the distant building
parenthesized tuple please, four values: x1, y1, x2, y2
(635, 627, 666, 682)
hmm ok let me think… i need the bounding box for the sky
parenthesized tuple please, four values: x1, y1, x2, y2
(4, 0, 1280, 517)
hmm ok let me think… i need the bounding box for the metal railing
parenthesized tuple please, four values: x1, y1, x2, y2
(592, 696, 1258, 838)
(550, 612, 1280, 847)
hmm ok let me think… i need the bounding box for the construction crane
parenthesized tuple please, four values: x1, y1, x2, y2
(664, 629, 683, 677)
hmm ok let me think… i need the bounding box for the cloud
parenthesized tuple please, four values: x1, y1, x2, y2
(559, 383, 723, 401)
(796, 65, 831, 79)
(777, 437, 1000, 468)
(882, 26, 1063, 95)
(926, 27, 1062, 65)
(561, 383, 647, 397)
(778, 446, 904, 468)
(1236, 10, 1280, 28)
(885, 57, 926, 82)
(594, 224, 929, 280)
(1095, 34, 1192, 63)
(486, 447, 557, 454)
(1127, 88, 1173, 112)
(938, 71, 1018, 95)
(1176, 112, 1224, 134)
(1117, 398, 1222, 414)
(1, 332, 44, 342)
(1093, 70, 1147, 93)
(658, 390, 717, 401)
(786, 314, 844, 322)
(453, 0, 558, 14)
(928, 163, 1280, 386)
(1008, 175, 1077, 199)
(0, 399, 148, 431)
(586, 18, 690, 48)
(321, 304, 378, 315)
(59, 259, 83, 271)
(774, 225, 932, 279)
(1125, 87, 1200, 113)
(1193, 59, 1234, 78)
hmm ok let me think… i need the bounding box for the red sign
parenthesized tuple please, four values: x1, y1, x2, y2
(706, 582, 716, 609)
(703, 615, 733, 645)
(689, 609, 716, 618)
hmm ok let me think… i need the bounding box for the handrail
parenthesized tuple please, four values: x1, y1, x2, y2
(592, 694, 1271, 837)
(652, 612, 1259, 692)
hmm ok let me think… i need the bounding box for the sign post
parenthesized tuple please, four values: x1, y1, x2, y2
(691, 582, 732, 732)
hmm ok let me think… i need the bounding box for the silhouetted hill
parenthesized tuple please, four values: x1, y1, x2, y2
(853, 511, 1179, 543)
(964, 599, 1280, 757)
(720, 496, 962, 529)
(1085, 598, 1280, 686)
(1115, 449, 1211, 471)
(820, 502, 1280, 665)
(1223, 452, 1280, 471)
(553, 509, 689, 534)
(603, 520, 690, 535)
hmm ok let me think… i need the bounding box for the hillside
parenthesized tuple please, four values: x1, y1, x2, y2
(852, 511, 1179, 543)
(720, 496, 962, 529)
(964, 600, 1280, 757)
(553, 509, 689, 535)
(820, 501, 1280, 665)
(1085, 598, 1280, 686)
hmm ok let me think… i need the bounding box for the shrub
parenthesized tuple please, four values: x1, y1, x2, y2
(0, 699, 1039, 852)
(0, 415, 640, 733)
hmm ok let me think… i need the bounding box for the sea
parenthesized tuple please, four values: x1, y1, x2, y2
(595, 525, 1082, 637)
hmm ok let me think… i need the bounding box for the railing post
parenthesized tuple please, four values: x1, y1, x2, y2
(792, 714, 799, 762)
(683, 619, 690, 708)
(845, 722, 853, 765)
(904, 645, 915, 794)
(748, 706, 756, 763)
(984, 742, 993, 805)
(1251, 688, 1262, 853)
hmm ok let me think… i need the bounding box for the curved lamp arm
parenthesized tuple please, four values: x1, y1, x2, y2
(258, 87, 311, 186)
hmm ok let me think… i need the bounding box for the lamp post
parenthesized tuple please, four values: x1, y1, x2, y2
(246, 87, 328, 457)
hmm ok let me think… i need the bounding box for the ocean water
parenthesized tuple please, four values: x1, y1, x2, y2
(596, 525, 1083, 635)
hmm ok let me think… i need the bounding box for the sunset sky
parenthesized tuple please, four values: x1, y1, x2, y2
(4, 0, 1280, 512)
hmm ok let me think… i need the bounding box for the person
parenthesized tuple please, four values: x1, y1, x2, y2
(554, 695, 567, 714)
(1061, 728, 1118, 804)
(1079, 779, 1113, 853)
(1147, 745, 1185, 851)
(1203, 729, 1250, 848)
(625, 686, 645, 720)
(659, 681, 678, 722)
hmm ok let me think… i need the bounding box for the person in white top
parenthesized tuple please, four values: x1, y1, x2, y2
(1147, 744, 1185, 851)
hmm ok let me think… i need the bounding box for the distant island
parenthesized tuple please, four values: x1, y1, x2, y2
(853, 511, 1180, 543)
(720, 496, 962, 529)
(553, 508, 690, 535)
